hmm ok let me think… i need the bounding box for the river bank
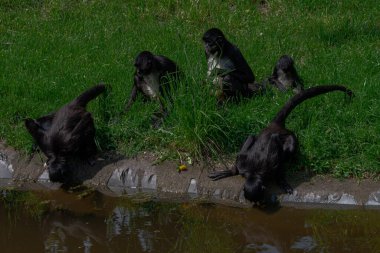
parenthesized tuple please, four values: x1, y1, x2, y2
(1, 142, 379, 208)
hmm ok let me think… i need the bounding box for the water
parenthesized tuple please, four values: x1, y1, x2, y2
(0, 189, 379, 253)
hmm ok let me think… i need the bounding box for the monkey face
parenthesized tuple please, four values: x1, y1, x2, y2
(244, 176, 266, 203)
(134, 58, 152, 76)
(46, 155, 70, 183)
(134, 51, 155, 76)
(202, 28, 226, 55)
(203, 37, 225, 55)
(276, 55, 294, 72)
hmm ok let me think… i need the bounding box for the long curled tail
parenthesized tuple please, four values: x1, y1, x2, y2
(273, 85, 353, 126)
(73, 84, 106, 107)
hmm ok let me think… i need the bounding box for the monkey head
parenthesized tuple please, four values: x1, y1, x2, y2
(275, 55, 295, 73)
(244, 175, 266, 203)
(202, 28, 227, 55)
(134, 51, 156, 77)
(45, 154, 72, 184)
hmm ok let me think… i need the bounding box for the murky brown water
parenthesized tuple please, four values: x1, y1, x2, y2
(1, 189, 380, 253)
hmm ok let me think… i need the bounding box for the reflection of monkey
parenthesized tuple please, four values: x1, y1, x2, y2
(43, 211, 105, 252)
(209, 85, 353, 202)
(202, 28, 260, 103)
(25, 84, 106, 185)
(268, 55, 303, 93)
(125, 51, 180, 116)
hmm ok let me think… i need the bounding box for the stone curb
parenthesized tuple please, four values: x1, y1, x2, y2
(1, 142, 379, 208)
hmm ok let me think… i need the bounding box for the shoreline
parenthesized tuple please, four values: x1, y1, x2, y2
(1, 142, 379, 208)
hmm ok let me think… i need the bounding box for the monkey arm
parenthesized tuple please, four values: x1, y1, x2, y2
(125, 84, 138, 112)
(208, 167, 238, 181)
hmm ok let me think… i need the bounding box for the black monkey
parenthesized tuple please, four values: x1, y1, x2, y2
(125, 51, 180, 117)
(268, 55, 304, 93)
(25, 84, 106, 184)
(202, 28, 260, 103)
(209, 85, 352, 202)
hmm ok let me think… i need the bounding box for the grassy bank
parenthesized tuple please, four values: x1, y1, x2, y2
(0, 0, 379, 177)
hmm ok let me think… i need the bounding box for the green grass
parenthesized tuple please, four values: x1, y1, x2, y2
(0, 0, 379, 177)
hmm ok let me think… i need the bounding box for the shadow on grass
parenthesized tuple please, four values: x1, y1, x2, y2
(318, 21, 380, 46)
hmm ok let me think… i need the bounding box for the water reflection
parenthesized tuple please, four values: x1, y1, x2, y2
(290, 236, 317, 252)
(244, 243, 281, 253)
(137, 229, 154, 252)
(44, 226, 68, 253)
(42, 212, 104, 253)
(1, 189, 380, 253)
(44, 224, 96, 253)
(106, 206, 156, 252)
(107, 206, 134, 237)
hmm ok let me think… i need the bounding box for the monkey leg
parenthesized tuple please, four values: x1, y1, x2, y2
(221, 74, 256, 100)
(247, 82, 265, 96)
(71, 112, 93, 136)
(62, 113, 94, 152)
(274, 81, 287, 92)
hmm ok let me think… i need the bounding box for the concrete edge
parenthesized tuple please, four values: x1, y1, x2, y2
(1, 142, 379, 208)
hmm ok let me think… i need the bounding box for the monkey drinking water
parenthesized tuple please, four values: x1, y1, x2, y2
(25, 84, 106, 185)
(209, 85, 353, 203)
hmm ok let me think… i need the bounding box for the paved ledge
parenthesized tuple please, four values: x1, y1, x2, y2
(1, 142, 379, 208)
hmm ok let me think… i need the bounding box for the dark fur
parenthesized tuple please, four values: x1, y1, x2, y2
(202, 28, 259, 103)
(25, 84, 106, 184)
(124, 51, 180, 114)
(268, 55, 304, 93)
(209, 85, 353, 202)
